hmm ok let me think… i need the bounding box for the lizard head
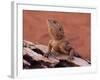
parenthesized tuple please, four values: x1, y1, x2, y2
(47, 19, 64, 40)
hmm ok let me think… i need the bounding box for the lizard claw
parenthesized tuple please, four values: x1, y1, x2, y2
(44, 53, 49, 58)
(68, 56, 74, 61)
(44, 52, 51, 58)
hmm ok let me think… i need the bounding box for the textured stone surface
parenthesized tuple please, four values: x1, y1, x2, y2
(23, 40, 90, 69)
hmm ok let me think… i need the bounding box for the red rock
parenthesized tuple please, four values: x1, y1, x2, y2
(23, 10, 91, 60)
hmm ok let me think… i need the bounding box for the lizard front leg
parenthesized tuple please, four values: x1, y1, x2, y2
(68, 48, 74, 60)
(44, 40, 52, 57)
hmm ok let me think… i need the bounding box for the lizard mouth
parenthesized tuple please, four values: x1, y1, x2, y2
(47, 19, 53, 27)
(47, 19, 57, 27)
(47, 19, 52, 24)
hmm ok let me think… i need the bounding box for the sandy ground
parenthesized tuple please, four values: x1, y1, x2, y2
(23, 10, 91, 60)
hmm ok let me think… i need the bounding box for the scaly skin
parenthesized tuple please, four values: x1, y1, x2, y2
(45, 19, 78, 60)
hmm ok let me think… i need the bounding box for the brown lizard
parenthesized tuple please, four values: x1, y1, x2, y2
(45, 18, 81, 60)
(46, 19, 91, 64)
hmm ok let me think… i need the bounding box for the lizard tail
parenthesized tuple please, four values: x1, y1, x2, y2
(74, 51, 91, 64)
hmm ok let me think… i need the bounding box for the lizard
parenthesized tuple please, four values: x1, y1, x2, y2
(45, 18, 81, 61)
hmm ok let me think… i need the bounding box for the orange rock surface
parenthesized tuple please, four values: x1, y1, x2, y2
(23, 10, 91, 60)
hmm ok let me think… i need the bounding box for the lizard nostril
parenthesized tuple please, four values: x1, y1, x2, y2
(48, 19, 50, 21)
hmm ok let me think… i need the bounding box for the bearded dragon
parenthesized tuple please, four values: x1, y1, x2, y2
(45, 19, 82, 61)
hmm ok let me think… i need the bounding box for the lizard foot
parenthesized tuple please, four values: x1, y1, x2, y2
(44, 52, 51, 58)
(68, 56, 74, 61)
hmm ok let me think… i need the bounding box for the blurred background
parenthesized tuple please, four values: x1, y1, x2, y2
(23, 10, 91, 60)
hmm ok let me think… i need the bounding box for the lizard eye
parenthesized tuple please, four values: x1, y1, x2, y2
(59, 28, 62, 31)
(53, 21, 57, 24)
